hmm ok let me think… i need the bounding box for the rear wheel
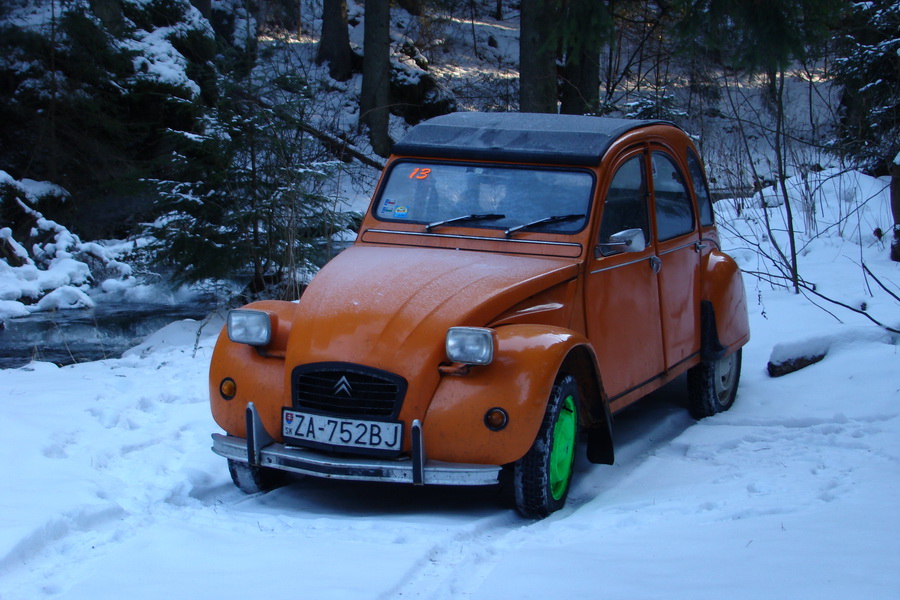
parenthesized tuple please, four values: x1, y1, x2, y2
(227, 458, 279, 494)
(514, 374, 580, 519)
(688, 349, 742, 419)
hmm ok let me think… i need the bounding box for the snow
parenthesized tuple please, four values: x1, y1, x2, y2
(124, 25, 203, 98)
(15, 179, 69, 202)
(31, 285, 95, 311)
(1, 171, 898, 599)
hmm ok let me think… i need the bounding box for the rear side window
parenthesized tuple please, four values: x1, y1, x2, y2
(651, 152, 694, 241)
(687, 150, 714, 227)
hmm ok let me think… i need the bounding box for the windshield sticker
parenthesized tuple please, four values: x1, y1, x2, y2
(394, 206, 409, 218)
(409, 167, 432, 180)
(381, 199, 396, 214)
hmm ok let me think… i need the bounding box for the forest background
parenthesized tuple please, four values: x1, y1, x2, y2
(0, 0, 898, 313)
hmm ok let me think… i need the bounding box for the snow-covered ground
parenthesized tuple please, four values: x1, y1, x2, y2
(1, 171, 898, 599)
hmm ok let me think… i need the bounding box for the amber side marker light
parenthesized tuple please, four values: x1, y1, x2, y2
(484, 407, 509, 431)
(220, 378, 237, 400)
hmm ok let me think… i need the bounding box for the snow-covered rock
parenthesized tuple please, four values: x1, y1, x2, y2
(0, 171, 136, 323)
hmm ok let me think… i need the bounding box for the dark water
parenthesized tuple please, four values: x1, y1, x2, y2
(0, 301, 218, 369)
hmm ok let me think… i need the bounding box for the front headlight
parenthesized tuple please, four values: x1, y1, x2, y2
(227, 309, 272, 346)
(446, 327, 495, 365)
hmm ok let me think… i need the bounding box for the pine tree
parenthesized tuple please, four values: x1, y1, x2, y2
(150, 38, 350, 299)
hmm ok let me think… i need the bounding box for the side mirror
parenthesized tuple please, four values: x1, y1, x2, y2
(595, 228, 646, 258)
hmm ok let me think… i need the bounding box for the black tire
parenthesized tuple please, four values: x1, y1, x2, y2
(688, 348, 742, 419)
(513, 374, 580, 519)
(227, 458, 279, 494)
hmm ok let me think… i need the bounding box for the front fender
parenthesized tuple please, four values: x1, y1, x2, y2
(209, 300, 298, 440)
(423, 324, 593, 465)
(701, 250, 750, 354)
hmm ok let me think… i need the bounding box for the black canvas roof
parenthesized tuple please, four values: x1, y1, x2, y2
(392, 112, 669, 166)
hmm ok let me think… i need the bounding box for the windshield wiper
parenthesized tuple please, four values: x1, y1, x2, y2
(504, 214, 585, 238)
(425, 213, 505, 232)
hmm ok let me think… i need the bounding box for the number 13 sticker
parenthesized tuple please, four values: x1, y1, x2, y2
(409, 168, 431, 180)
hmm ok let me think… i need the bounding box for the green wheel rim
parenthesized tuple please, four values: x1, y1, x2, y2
(549, 394, 577, 501)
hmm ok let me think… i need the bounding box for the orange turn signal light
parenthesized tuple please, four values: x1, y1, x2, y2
(219, 378, 237, 400)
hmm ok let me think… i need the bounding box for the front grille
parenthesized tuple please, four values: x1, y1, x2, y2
(291, 363, 407, 419)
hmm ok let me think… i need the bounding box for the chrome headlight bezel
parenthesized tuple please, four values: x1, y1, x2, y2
(445, 327, 496, 366)
(227, 309, 272, 346)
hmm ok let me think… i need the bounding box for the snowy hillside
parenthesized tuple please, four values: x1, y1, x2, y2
(1, 172, 897, 599)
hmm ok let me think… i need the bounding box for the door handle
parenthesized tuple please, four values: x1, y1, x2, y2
(649, 255, 662, 274)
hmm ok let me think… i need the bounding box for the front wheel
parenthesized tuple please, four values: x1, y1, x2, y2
(688, 348, 742, 419)
(227, 458, 280, 494)
(513, 374, 580, 519)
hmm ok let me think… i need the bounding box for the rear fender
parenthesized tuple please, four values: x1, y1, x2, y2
(701, 250, 750, 358)
(423, 324, 603, 465)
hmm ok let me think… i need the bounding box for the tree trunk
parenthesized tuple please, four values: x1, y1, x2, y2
(317, 0, 354, 81)
(188, 0, 211, 19)
(90, 0, 126, 34)
(891, 158, 900, 262)
(519, 0, 557, 113)
(359, 0, 392, 157)
(559, 0, 602, 115)
(560, 41, 601, 114)
(396, 0, 423, 16)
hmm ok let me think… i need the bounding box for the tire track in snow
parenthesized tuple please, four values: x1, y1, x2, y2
(1, 503, 155, 598)
(0, 357, 223, 599)
(377, 385, 696, 599)
(0, 503, 127, 577)
(375, 509, 525, 600)
(0, 477, 232, 600)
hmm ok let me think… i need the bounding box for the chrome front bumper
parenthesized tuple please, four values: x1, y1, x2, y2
(211, 403, 501, 487)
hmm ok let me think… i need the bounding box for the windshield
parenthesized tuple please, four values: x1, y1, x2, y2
(374, 162, 594, 235)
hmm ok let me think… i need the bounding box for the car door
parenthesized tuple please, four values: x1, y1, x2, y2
(649, 149, 702, 370)
(585, 149, 665, 410)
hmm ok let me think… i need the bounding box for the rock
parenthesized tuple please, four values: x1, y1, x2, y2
(767, 336, 831, 377)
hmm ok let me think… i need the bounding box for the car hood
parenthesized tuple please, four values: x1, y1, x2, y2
(284, 244, 578, 398)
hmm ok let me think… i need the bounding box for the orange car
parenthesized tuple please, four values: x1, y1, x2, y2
(210, 112, 749, 518)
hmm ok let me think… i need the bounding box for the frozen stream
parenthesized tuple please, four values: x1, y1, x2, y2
(0, 301, 219, 368)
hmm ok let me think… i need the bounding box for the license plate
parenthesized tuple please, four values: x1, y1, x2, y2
(282, 409, 402, 453)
